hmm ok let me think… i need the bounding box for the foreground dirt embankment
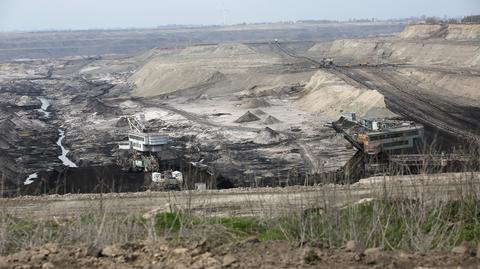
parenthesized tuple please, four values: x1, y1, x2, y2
(1, 239, 480, 269)
(2, 172, 479, 220)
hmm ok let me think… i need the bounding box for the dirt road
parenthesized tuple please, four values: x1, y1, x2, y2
(2, 173, 478, 220)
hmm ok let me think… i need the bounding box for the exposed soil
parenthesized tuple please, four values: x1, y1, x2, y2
(1, 23, 480, 268)
(1, 23, 479, 196)
(2, 173, 479, 220)
(1, 239, 479, 269)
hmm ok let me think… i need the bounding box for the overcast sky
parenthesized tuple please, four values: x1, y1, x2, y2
(1, 0, 479, 31)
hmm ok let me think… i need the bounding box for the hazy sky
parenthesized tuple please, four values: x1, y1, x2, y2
(1, 0, 479, 31)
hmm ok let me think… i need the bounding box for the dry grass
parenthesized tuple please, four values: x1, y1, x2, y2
(0, 143, 479, 256)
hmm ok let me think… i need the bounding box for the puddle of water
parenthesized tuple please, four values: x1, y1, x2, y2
(24, 173, 38, 185)
(56, 129, 78, 168)
(37, 97, 51, 118)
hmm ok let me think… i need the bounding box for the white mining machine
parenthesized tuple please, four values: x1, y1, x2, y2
(117, 116, 183, 190)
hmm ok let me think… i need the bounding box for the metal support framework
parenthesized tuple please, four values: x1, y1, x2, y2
(127, 116, 144, 133)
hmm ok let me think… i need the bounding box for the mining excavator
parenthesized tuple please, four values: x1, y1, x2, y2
(117, 116, 183, 190)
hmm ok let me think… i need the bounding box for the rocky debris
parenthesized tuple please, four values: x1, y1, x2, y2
(101, 245, 125, 258)
(13, 95, 41, 108)
(172, 248, 190, 255)
(301, 247, 321, 264)
(234, 111, 260, 123)
(254, 127, 283, 144)
(344, 240, 363, 253)
(85, 245, 102, 257)
(42, 262, 55, 269)
(363, 247, 385, 265)
(452, 241, 472, 256)
(263, 115, 282, 124)
(2, 241, 480, 268)
(31, 248, 50, 261)
(191, 252, 221, 268)
(240, 98, 271, 109)
(222, 254, 237, 267)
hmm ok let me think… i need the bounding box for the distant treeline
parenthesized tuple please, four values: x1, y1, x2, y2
(298, 15, 480, 25)
(423, 15, 480, 25)
(462, 15, 480, 23)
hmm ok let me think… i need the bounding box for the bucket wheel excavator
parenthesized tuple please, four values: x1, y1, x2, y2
(117, 115, 183, 190)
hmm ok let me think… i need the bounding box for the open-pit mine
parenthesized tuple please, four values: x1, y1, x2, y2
(1, 18, 480, 268)
(0, 22, 479, 199)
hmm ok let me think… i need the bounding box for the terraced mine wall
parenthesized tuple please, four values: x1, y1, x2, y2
(0, 23, 404, 61)
(2, 23, 479, 196)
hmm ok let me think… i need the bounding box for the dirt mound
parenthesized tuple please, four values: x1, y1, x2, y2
(234, 111, 260, 123)
(129, 43, 264, 97)
(253, 109, 266, 116)
(130, 64, 220, 97)
(180, 43, 257, 57)
(240, 98, 271, 109)
(264, 115, 282, 124)
(129, 43, 313, 98)
(296, 70, 396, 120)
(254, 127, 283, 144)
(83, 98, 120, 115)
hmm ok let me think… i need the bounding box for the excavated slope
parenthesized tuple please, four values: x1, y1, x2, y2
(316, 24, 480, 68)
(326, 39, 480, 68)
(446, 24, 480, 40)
(296, 70, 396, 120)
(399, 24, 480, 41)
(129, 43, 314, 97)
(312, 24, 480, 107)
(397, 68, 480, 106)
(399, 24, 444, 39)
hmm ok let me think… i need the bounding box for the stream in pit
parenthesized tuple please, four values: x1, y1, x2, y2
(56, 129, 78, 168)
(25, 97, 77, 185)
